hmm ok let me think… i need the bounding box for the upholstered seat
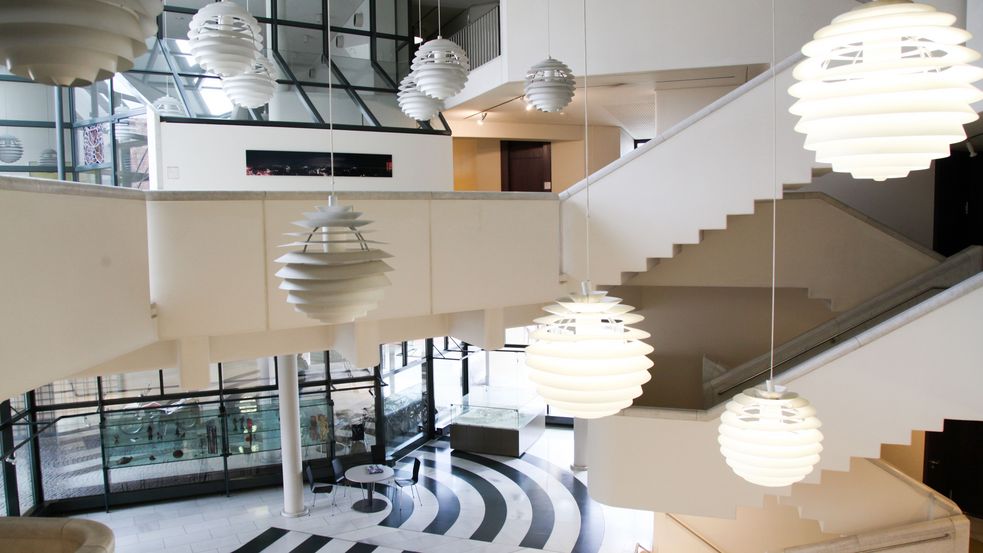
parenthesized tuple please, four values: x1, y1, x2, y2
(0, 516, 115, 553)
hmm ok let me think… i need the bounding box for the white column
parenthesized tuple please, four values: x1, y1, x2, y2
(277, 354, 308, 517)
(571, 417, 588, 471)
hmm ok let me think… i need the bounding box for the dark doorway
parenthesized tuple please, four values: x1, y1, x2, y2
(501, 141, 552, 192)
(924, 419, 983, 517)
(934, 151, 983, 256)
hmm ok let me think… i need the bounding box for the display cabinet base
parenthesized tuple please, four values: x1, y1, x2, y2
(449, 413, 545, 457)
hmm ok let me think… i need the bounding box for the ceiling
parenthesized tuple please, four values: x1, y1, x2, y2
(442, 64, 766, 139)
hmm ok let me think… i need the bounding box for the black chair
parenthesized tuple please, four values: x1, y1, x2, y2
(304, 464, 334, 512)
(394, 457, 422, 506)
(330, 457, 353, 503)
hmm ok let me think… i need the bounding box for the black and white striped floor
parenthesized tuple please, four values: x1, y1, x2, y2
(79, 430, 653, 553)
(235, 438, 609, 553)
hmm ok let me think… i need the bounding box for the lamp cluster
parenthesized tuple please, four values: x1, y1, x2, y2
(398, 36, 470, 121)
(188, 1, 277, 110)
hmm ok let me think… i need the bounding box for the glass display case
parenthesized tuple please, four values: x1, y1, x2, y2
(449, 387, 545, 457)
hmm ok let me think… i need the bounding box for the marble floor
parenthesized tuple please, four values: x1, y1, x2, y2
(73, 429, 654, 553)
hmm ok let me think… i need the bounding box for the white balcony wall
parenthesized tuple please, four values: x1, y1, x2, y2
(155, 122, 453, 192)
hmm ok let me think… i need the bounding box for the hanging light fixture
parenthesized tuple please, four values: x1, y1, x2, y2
(0, 135, 24, 164)
(411, 0, 469, 100)
(525, 58, 576, 113)
(526, 286, 654, 419)
(524, 0, 575, 113)
(526, 0, 653, 420)
(38, 148, 57, 166)
(398, 73, 443, 121)
(719, 0, 823, 488)
(789, 0, 983, 182)
(0, 0, 161, 87)
(275, 0, 393, 325)
(718, 385, 824, 487)
(153, 95, 187, 117)
(222, 57, 278, 109)
(188, 0, 264, 78)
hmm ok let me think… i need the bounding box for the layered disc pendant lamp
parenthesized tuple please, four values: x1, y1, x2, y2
(789, 0, 983, 181)
(526, 0, 653, 420)
(189, 0, 276, 109)
(718, 0, 823, 488)
(410, 0, 470, 101)
(524, 0, 575, 113)
(398, 1, 444, 121)
(0, 0, 162, 87)
(275, 0, 393, 325)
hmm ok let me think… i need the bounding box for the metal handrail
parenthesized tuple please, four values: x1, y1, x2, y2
(448, 5, 501, 70)
(666, 514, 725, 553)
(714, 286, 947, 399)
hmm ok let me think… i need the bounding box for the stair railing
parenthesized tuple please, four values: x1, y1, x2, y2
(447, 5, 500, 70)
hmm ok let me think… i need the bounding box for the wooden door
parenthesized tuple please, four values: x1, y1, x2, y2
(501, 141, 552, 192)
(924, 419, 983, 517)
(934, 151, 983, 256)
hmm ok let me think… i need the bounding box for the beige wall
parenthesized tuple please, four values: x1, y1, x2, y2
(613, 285, 835, 409)
(453, 138, 502, 191)
(453, 126, 625, 194)
(881, 431, 926, 482)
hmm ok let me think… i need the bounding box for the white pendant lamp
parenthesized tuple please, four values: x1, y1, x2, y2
(0, 135, 24, 163)
(188, 0, 264, 78)
(275, 200, 393, 324)
(398, 73, 443, 121)
(153, 95, 187, 117)
(222, 57, 277, 109)
(789, 0, 983, 181)
(38, 148, 57, 166)
(275, 0, 392, 325)
(718, 385, 824, 487)
(525, 58, 575, 113)
(0, 0, 161, 87)
(523, 0, 575, 113)
(526, 286, 654, 419)
(719, 0, 824, 488)
(411, 37, 470, 100)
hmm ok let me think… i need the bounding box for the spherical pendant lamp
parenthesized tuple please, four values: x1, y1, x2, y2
(525, 286, 654, 419)
(188, 0, 263, 78)
(789, 0, 983, 182)
(410, 37, 470, 100)
(275, 200, 393, 324)
(153, 95, 187, 117)
(524, 58, 575, 112)
(38, 148, 57, 166)
(0, 135, 24, 164)
(718, 384, 824, 487)
(398, 73, 443, 121)
(0, 0, 161, 87)
(222, 57, 277, 109)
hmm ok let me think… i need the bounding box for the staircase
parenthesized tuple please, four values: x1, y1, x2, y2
(559, 53, 815, 288)
(586, 271, 983, 524)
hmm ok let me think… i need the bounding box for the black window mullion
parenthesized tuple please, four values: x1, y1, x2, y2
(0, 401, 19, 516)
(158, 39, 193, 117)
(329, 59, 381, 127)
(271, 50, 324, 124)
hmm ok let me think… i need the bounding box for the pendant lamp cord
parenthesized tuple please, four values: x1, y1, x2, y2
(582, 0, 591, 290)
(546, 0, 551, 58)
(437, 0, 442, 37)
(328, 0, 336, 197)
(418, 0, 422, 42)
(767, 0, 777, 389)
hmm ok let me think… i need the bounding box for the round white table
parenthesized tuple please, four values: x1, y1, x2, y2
(345, 464, 394, 513)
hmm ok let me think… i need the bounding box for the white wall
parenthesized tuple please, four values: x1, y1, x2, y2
(799, 168, 937, 250)
(655, 85, 737, 135)
(157, 122, 453, 192)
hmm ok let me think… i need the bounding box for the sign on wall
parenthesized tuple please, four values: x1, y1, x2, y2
(245, 150, 393, 177)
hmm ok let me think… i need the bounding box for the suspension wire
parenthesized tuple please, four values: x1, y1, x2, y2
(417, 0, 422, 42)
(437, 0, 442, 37)
(328, 0, 336, 197)
(582, 0, 591, 290)
(546, 0, 551, 58)
(767, 0, 777, 388)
